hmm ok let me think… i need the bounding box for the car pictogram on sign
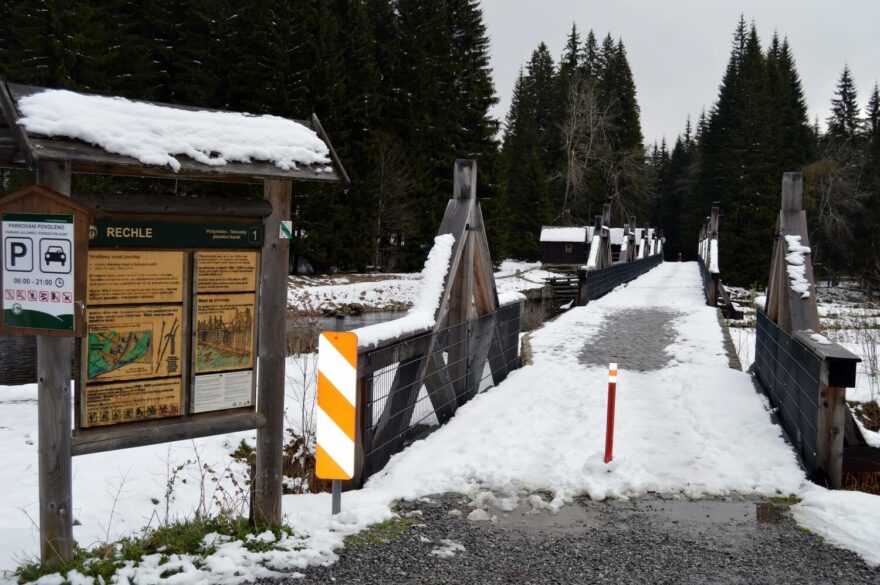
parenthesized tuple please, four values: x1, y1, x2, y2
(44, 246, 67, 266)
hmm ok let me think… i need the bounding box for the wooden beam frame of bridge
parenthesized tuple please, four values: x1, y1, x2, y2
(348, 159, 522, 487)
(761, 172, 867, 488)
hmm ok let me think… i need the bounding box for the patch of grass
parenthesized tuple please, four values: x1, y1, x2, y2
(769, 495, 802, 505)
(343, 516, 420, 548)
(15, 515, 291, 584)
(849, 400, 880, 432)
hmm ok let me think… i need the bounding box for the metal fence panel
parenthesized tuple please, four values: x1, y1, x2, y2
(586, 254, 663, 300)
(754, 309, 821, 474)
(360, 302, 523, 480)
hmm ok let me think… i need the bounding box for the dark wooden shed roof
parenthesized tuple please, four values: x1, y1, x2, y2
(0, 81, 349, 185)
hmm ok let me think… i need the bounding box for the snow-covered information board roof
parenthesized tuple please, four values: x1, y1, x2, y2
(0, 82, 348, 184)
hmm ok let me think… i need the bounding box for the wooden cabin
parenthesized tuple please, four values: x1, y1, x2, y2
(539, 226, 590, 265)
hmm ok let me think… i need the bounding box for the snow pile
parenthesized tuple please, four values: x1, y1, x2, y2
(784, 235, 812, 299)
(17, 89, 331, 172)
(709, 238, 719, 274)
(498, 291, 526, 305)
(353, 234, 454, 349)
(539, 226, 586, 243)
(494, 260, 555, 297)
(585, 234, 601, 269)
(793, 486, 880, 566)
(809, 332, 833, 346)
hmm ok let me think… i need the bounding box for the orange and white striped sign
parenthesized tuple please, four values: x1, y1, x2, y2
(316, 331, 358, 480)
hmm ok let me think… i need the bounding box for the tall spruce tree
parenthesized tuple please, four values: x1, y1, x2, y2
(502, 71, 551, 259)
(827, 66, 862, 141)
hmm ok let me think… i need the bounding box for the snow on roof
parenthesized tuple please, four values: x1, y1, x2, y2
(16, 89, 331, 173)
(540, 226, 587, 243)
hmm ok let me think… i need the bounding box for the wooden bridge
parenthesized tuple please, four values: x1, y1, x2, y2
(338, 162, 880, 493)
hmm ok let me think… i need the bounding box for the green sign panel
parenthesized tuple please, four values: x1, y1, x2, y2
(90, 220, 264, 248)
(2, 212, 75, 331)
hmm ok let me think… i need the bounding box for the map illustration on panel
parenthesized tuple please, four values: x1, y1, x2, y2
(87, 305, 183, 381)
(195, 293, 255, 373)
(88, 330, 152, 379)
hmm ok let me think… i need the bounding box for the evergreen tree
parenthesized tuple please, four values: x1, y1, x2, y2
(827, 66, 862, 140)
(502, 71, 551, 259)
(865, 83, 880, 138)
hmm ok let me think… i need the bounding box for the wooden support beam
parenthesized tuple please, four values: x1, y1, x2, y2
(254, 178, 291, 526)
(73, 411, 265, 456)
(465, 313, 496, 401)
(370, 346, 429, 462)
(35, 161, 74, 567)
(817, 379, 846, 489)
(423, 352, 458, 425)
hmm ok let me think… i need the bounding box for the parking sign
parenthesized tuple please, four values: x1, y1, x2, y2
(2, 213, 75, 330)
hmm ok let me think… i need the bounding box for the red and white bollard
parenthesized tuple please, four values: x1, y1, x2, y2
(604, 361, 618, 464)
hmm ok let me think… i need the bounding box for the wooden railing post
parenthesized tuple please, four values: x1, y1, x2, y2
(817, 371, 846, 489)
(35, 161, 74, 567)
(254, 178, 291, 526)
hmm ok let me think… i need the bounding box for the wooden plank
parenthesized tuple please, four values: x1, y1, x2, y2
(447, 232, 473, 402)
(471, 200, 499, 316)
(35, 161, 73, 567)
(842, 446, 880, 474)
(816, 376, 846, 489)
(465, 312, 496, 400)
(72, 411, 265, 456)
(423, 351, 458, 425)
(72, 192, 273, 217)
(310, 114, 351, 187)
(781, 172, 803, 211)
(254, 178, 291, 526)
(0, 81, 34, 168)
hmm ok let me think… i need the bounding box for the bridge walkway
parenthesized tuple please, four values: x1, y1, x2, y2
(363, 260, 804, 501)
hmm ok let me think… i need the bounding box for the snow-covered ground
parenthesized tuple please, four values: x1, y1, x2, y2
(3, 263, 879, 584)
(288, 259, 552, 314)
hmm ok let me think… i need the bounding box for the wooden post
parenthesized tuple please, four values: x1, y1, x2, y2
(817, 377, 846, 489)
(254, 178, 291, 525)
(36, 161, 74, 566)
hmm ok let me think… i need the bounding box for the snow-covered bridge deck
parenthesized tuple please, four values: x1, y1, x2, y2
(363, 261, 804, 500)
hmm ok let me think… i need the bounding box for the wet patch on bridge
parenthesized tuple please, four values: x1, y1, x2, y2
(578, 308, 680, 371)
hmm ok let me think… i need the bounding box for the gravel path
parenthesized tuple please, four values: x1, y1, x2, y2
(274, 493, 880, 585)
(578, 308, 680, 371)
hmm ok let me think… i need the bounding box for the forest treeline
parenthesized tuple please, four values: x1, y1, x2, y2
(651, 18, 880, 287)
(0, 4, 878, 287)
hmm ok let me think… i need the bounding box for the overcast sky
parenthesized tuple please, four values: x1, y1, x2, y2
(481, 0, 880, 146)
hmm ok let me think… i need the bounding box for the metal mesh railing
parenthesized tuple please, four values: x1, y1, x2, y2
(359, 301, 523, 479)
(754, 308, 821, 474)
(586, 253, 663, 300)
